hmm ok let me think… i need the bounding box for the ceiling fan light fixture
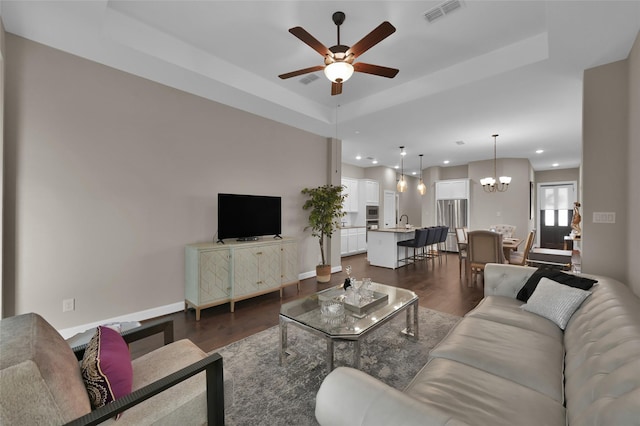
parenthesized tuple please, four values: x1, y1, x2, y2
(324, 62, 354, 83)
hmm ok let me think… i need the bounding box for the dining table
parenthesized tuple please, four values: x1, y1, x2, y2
(502, 237, 523, 260)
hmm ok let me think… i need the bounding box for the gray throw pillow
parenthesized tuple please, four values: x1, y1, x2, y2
(521, 277, 591, 330)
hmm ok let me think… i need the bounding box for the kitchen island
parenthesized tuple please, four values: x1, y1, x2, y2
(367, 227, 417, 269)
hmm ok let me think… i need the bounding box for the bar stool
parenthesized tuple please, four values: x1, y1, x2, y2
(397, 228, 429, 266)
(423, 227, 439, 267)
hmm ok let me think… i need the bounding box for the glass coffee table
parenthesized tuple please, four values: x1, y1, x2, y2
(279, 282, 419, 371)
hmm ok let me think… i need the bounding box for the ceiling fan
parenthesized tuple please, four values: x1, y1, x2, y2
(279, 11, 399, 96)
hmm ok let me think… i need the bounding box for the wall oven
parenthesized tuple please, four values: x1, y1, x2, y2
(366, 205, 379, 229)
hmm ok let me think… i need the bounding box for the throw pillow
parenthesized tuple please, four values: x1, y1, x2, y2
(81, 325, 133, 411)
(517, 268, 597, 302)
(521, 277, 592, 330)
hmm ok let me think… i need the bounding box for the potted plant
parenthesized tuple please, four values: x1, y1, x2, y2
(301, 184, 347, 283)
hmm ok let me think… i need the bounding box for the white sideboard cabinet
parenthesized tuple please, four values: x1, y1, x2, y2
(185, 237, 298, 319)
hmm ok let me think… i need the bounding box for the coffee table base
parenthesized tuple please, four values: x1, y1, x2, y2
(279, 299, 419, 372)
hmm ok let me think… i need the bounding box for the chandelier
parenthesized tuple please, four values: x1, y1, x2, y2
(397, 146, 407, 193)
(417, 154, 426, 195)
(480, 134, 511, 193)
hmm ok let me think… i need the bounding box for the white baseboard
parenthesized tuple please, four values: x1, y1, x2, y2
(59, 267, 347, 339)
(57, 301, 184, 339)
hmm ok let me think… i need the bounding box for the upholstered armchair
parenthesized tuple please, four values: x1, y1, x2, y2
(0, 313, 225, 425)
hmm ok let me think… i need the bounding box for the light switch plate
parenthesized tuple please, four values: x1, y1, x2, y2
(593, 212, 616, 223)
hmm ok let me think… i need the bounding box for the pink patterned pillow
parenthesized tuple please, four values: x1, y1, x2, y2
(81, 326, 133, 410)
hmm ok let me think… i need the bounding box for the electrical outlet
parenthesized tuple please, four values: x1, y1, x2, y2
(63, 298, 75, 312)
(593, 212, 616, 224)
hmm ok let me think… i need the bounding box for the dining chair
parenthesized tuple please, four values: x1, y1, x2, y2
(509, 229, 536, 266)
(489, 224, 517, 238)
(466, 230, 507, 286)
(455, 227, 468, 277)
(397, 228, 429, 266)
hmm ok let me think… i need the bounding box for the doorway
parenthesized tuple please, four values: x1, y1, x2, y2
(537, 181, 577, 249)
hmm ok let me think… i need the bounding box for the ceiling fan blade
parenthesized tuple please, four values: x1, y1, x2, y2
(353, 62, 399, 78)
(289, 27, 331, 57)
(331, 81, 343, 96)
(346, 21, 396, 58)
(279, 65, 325, 79)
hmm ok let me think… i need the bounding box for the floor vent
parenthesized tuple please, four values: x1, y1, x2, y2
(424, 0, 464, 23)
(299, 74, 320, 85)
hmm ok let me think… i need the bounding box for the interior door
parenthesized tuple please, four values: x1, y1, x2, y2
(383, 190, 396, 228)
(538, 182, 576, 249)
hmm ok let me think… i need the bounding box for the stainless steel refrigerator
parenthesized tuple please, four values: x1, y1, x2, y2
(437, 199, 468, 252)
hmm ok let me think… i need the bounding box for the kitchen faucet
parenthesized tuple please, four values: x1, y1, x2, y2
(399, 214, 409, 226)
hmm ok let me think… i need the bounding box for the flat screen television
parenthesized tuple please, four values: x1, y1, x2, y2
(217, 193, 282, 242)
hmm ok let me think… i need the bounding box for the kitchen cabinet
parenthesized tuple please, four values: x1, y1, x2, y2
(436, 179, 469, 200)
(341, 177, 359, 212)
(363, 179, 380, 205)
(340, 229, 349, 256)
(357, 228, 367, 252)
(340, 227, 367, 256)
(185, 238, 298, 318)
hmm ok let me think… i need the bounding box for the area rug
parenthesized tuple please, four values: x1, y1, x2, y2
(214, 307, 460, 426)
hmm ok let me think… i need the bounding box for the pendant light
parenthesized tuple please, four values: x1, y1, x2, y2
(417, 154, 426, 195)
(480, 134, 511, 193)
(397, 146, 407, 193)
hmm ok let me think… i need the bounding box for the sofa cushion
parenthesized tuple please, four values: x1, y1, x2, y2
(406, 358, 566, 426)
(521, 277, 592, 330)
(563, 277, 640, 425)
(81, 326, 133, 410)
(429, 316, 565, 402)
(465, 296, 563, 339)
(516, 268, 597, 301)
(0, 313, 91, 425)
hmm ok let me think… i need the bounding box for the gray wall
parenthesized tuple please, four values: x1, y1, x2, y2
(3, 35, 331, 329)
(629, 32, 640, 296)
(582, 31, 639, 296)
(582, 60, 629, 283)
(0, 20, 5, 318)
(535, 168, 580, 185)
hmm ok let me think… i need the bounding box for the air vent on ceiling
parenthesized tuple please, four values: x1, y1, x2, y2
(424, 0, 464, 23)
(299, 74, 320, 85)
(455, 140, 465, 145)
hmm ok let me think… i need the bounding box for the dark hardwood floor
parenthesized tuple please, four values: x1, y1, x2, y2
(130, 252, 484, 357)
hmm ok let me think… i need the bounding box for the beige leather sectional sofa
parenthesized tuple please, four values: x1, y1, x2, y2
(315, 263, 640, 426)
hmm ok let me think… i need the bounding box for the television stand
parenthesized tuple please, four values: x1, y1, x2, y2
(185, 238, 300, 319)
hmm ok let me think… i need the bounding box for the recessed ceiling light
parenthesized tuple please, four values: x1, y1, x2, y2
(536, 149, 544, 154)
(394, 165, 399, 169)
(355, 155, 362, 160)
(372, 160, 378, 164)
(443, 160, 450, 164)
(552, 163, 559, 167)
(412, 171, 417, 175)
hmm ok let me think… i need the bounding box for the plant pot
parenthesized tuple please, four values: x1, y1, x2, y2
(316, 264, 332, 283)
